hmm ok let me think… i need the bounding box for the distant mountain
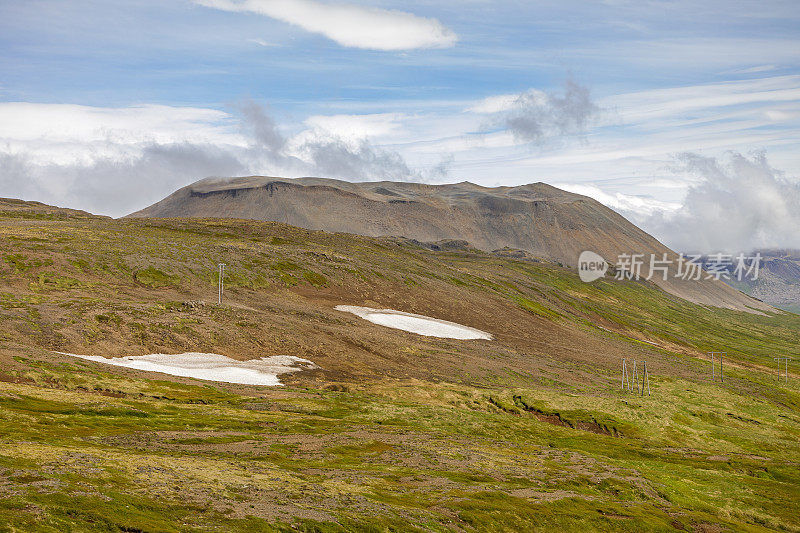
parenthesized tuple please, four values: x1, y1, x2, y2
(729, 250, 800, 313)
(129, 176, 770, 313)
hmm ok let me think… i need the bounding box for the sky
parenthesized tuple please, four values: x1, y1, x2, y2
(1, 0, 799, 253)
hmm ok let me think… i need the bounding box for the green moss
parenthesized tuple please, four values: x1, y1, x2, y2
(513, 295, 563, 319)
(488, 394, 521, 415)
(171, 435, 253, 445)
(4, 253, 53, 272)
(0, 292, 43, 309)
(271, 260, 301, 272)
(135, 266, 179, 288)
(95, 312, 123, 325)
(69, 258, 91, 272)
(303, 271, 328, 288)
(30, 272, 83, 292)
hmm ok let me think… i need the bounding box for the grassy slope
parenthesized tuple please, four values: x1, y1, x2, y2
(0, 202, 798, 532)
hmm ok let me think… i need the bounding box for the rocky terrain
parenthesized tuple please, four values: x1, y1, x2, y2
(736, 249, 800, 312)
(130, 176, 768, 312)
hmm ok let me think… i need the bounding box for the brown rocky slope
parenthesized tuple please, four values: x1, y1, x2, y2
(129, 176, 769, 312)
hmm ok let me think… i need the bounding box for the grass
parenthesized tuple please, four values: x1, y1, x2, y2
(0, 360, 796, 532)
(0, 201, 798, 530)
(135, 266, 180, 288)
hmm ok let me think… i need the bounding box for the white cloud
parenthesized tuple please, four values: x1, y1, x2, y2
(0, 144, 248, 218)
(238, 102, 427, 181)
(294, 135, 415, 182)
(417, 75, 800, 206)
(4, 72, 800, 256)
(467, 81, 599, 143)
(467, 93, 530, 114)
(194, 0, 457, 51)
(0, 102, 244, 166)
(577, 38, 800, 72)
(303, 113, 406, 140)
(642, 152, 800, 253)
(729, 64, 779, 74)
(553, 183, 682, 217)
(247, 38, 281, 47)
(601, 75, 800, 126)
(0, 101, 432, 216)
(0, 102, 234, 144)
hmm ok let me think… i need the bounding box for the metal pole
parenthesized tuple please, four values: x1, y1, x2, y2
(640, 361, 644, 397)
(218, 263, 226, 304)
(773, 357, 792, 383)
(622, 359, 631, 390)
(711, 353, 715, 380)
(720, 353, 723, 383)
(623, 359, 630, 391)
(622, 359, 626, 390)
(778, 357, 791, 383)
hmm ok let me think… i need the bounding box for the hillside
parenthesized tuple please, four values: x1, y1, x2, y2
(129, 176, 769, 313)
(0, 199, 798, 531)
(731, 249, 800, 313)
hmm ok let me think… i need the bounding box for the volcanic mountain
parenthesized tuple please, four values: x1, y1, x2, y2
(129, 176, 769, 312)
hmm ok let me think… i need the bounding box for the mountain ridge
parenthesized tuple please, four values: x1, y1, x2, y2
(129, 176, 771, 313)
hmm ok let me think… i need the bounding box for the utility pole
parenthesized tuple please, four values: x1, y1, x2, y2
(218, 263, 226, 305)
(622, 359, 651, 396)
(711, 352, 715, 380)
(709, 352, 725, 382)
(774, 357, 793, 383)
(622, 359, 629, 391)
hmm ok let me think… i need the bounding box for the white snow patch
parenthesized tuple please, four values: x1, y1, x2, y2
(58, 352, 317, 386)
(335, 305, 492, 340)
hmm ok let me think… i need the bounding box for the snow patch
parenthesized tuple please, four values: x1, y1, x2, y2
(58, 352, 317, 386)
(335, 305, 492, 340)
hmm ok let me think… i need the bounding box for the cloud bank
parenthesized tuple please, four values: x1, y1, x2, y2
(194, 0, 457, 51)
(471, 80, 600, 143)
(239, 100, 431, 182)
(555, 183, 682, 218)
(4, 78, 799, 256)
(0, 101, 428, 217)
(0, 145, 247, 218)
(643, 152, 800, 253)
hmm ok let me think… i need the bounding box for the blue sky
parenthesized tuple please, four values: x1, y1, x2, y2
(4, 1, 799, 106)
(1, 0, 800, 251)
